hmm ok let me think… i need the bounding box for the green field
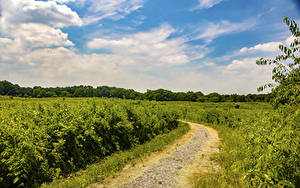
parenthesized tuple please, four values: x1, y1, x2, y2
(0, 97, 299, 187)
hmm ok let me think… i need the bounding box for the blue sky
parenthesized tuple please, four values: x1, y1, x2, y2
(0, 0, 299, 94)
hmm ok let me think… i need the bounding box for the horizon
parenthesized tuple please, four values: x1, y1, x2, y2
(1, 0, 300, 94)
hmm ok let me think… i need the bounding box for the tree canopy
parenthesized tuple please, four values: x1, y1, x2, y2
(257, 17, 300, 108)
(0, 80, 271, 102)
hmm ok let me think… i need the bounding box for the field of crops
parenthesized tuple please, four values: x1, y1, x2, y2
(0, 97, 179, 187)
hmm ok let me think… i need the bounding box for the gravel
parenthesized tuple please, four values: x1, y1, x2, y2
(119, 125, 209, 188)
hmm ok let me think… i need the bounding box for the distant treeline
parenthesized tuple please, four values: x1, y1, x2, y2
(0, 80, 271, 102)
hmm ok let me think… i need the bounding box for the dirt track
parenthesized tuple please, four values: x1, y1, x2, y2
(93, 121, 220, 188)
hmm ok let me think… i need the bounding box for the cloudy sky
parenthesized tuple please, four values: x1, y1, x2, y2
(0, 0, 299, 94)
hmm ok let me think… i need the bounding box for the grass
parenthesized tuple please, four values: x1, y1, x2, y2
(41, 122, 190, 188)
(192, 126, 244, 188)
(168, 101, 299, 187)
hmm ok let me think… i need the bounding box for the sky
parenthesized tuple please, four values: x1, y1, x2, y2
(0, 0, 300, 94)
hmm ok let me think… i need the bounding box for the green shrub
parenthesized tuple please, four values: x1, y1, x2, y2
(0, 98, 179, 187)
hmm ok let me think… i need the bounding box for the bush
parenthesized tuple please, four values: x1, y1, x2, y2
(0, 98, 179, 187)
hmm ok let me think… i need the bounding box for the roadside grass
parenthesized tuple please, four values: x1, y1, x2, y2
(162, 102, 272, 188)
(175, 102, 299, 188)
(41, 122, 190, 188)
(192, 125, 244, 188)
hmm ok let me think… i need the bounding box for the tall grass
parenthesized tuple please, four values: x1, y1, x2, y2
(163, 102, 299, 187)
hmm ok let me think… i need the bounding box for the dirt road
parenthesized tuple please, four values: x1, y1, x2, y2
(93, 121, 220, 188)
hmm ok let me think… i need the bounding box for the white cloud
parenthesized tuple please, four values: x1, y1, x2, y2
(1, 0, 82, 29)
(87, 24, 192, 65)
(0, 38, 24, 62)
(227, 58, 272, 92)
(87, 38, 135, 49)
(195, 19, 256, 43)
(226, 58, 257, 71)
(0, 0, 80, 56)
(203, 61, 216, 67)
(51, 0, 76, 4)
(4, 47, 181, 89)
(0, 46, 273, 94)
(213, 57, 273, 93)
(239, 35, 297, 54)
(5, 47, 127, 86)
(88, 0, 143, 14)
(81, 0, 145, 25)
(224, 58, 273, 81)
(193, 0, 222, 10)
(12, 23, 74, 48)
(240, 42, 281, 53)
(0, 38, 272, 94)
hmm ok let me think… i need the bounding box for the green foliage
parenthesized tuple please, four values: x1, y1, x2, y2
(42, 122, 190, 188)
(163, 101, 299, 187)
(0, 97, 179, 187)
(241, 107, 299, 187)
(0, 80, 271, 102)
(257, 17, 300, 108)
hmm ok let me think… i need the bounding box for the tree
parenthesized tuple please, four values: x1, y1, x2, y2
(0, 80, 20, 96)
(73, 87, 85, 97)
(256, 17, 300, 108)
(207, 92, 221, 102)
(60, 91, 71, 97)
(45, 91, 57, 97)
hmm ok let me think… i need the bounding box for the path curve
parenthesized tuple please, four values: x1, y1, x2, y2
(93, 121, 220, 188)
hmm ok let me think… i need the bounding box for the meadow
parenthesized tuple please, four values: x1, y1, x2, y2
(0, 97, 299, 187)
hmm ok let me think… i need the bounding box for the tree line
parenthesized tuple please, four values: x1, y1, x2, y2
(0, 80, 271, 102)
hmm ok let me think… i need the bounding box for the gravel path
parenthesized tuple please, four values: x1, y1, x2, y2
(119, 123, 210, 188)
